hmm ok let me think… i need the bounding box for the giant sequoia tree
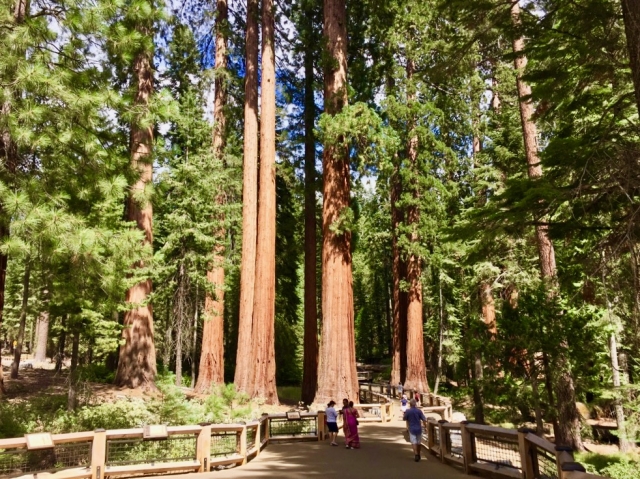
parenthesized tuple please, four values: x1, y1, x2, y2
(316, 0, 359, 405)
(115, 1, 158, 390)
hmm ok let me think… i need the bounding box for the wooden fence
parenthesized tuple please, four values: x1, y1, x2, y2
(0, 384, 603, 479)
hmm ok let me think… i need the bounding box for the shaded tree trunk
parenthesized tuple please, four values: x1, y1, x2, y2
(115, 26, 157, 390)
(235, 0, 260, 393)
(55, 315, 67, 373)
(301, 14, 319, 405)
(622, 0, 640, 116)
(190, 284, 199, 388)
(67, 329, 80, 411)
(34, 308, 49, 363)
(11, 261, 30, 379)
(196, 0, 227, 394)
(316, 0, 359, 405)
(248, 0, 278, 404)
(391, 159, 408, 386)
(403, 59, 429, 393)
(511, 1, 582, 451)
(162, 302, 172, 370)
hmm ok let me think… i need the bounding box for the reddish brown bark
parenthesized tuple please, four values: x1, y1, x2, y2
(622, 0, 640, 116)
(301, 17, 318, 406)
(403, 59, 429, 393)
(480, 283, 497, 337)
(115, 37, 157, 391)
(391, 164, 407, 386)
(196, 0, 227, 394)
(249, 0, 278, 404)
(316, 0, 359, 405)
(511, 2, 582, 451)
(234, 0, 259, 393)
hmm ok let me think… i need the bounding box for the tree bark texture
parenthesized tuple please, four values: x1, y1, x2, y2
(480, 283, 497, 337)
(34, 308, 49, 363)
(196, 0, 227, 394)
(302, 22, 319, 406)
(55, 315, 67, 373)
(67, 330, 80, 411)
(234, 0, 260, 393)
(11, 261, 30, 379)
(316, 0, 359, 405)
(404, 59, 429, 393)
(511, 1, 581, 450)
(249, 0, 278, 404)
(391, 160, 407, 386)
(115, 41, 157, 390)
(622, 0, 640, 117)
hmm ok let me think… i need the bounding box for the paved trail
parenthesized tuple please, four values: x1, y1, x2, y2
(162, 420, 468, 479)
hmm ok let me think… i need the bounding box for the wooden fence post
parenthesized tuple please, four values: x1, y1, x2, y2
(239, 426, 248, 465)
(317, 411, 326, 441)
(254, 423, 261, 456)
(518, 429, 536, 479)
(196, 424, 211, 473)
(555, 446, 575, 479)
(460, 422, 474, 475)
(438, 420, 447, 463)
(91, 429, 106, 479)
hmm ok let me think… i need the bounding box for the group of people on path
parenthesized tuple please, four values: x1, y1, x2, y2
(325, 398, 360, 449)
(325, 395, 428, 462)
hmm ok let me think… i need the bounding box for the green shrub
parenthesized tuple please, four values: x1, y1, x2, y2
(577, 452, 640, 479)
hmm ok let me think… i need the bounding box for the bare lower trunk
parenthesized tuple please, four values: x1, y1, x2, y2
(175, 310, 183, 387)
(115, 41, 157, 391)
(235, 0, 259, 393)
(511, 2, 581, 450)
(11, 261, 30, 379)
(55, 315, 67, 373)
(301, 18, 318, 405)
(249, 0, 278, 404)
(162, 302, 172, 370)
(472, 353, 485, 423)
(197, 0, 227, 394)
(403, 59, 429, 394)
(34, 309, 49, 363)
(391, 160, 407, 386)
(195, 256, 225, 393)
(529, 354, 544, 434)
(622, 0, 640, 116)
(316, 0, 359, 405)
(433, 280, 444, 395)
(190, 285, 199, 388)
(67, 330, 80, 411)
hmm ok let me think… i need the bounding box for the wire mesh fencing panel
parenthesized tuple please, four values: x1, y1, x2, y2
(259, 420, 268, 444)
(421, 426, 429, 446)
(433, 425, 441, 447)
(534, 447, 559, 479)
(446, 428, 463, 459)
(246, 426, 257, 451)
(0, 442, 92, 478)
(210, 431, 240, 458)
(474, 433, 522, 471)
(106, 435, 197, 466)
(269, 417, 317, 438)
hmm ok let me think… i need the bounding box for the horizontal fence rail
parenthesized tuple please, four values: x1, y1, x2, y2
(0, 393, 604, 479)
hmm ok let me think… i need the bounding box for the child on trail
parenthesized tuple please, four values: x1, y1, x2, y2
(326, 400, 340, 446)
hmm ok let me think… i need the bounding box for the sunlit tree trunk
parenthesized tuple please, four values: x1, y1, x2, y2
(316, 0, 359, 405)
(511, 1, 582, 450)
(235, 0, 259, 393)
(302, 14, 319, 405)
(115, 20, 157, 390)
(196, 0, 227, 394)
(34, 301, 50, 363)
(404, 58, 429, 393)
(249, 0, 278, 404)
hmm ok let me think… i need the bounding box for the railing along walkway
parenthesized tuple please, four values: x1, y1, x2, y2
(0, 383, 602, 479)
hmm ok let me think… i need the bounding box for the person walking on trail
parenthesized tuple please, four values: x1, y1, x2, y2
(326, 400, 340, 446)
(403, 398, 428, 462)
(343, 400, 361, 449)
(400, 394, 408, 413)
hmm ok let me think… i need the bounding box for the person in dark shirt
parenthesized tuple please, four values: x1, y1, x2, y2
(403, 398, 428, 462)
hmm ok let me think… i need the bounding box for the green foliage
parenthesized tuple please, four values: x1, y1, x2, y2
(578, 452, 640, 479)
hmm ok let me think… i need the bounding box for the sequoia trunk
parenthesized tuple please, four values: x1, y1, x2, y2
(234, 0, 259, 393)
(403, 59, 429, 393)
(249, 0, 278, 404)
(302, 21, 319, 406)
(114, 30, 157, 390)
(196, 0, 227, 393)
(316, 0, 359, 405)
(511, 1, 582, 450)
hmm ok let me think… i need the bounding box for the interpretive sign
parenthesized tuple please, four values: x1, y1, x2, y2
(143, 425, 168, 440)
(285, 411, 301, 421)
(25, 433, 54, 450)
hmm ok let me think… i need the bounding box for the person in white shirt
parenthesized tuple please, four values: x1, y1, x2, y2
(326, 400, 339, 446)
